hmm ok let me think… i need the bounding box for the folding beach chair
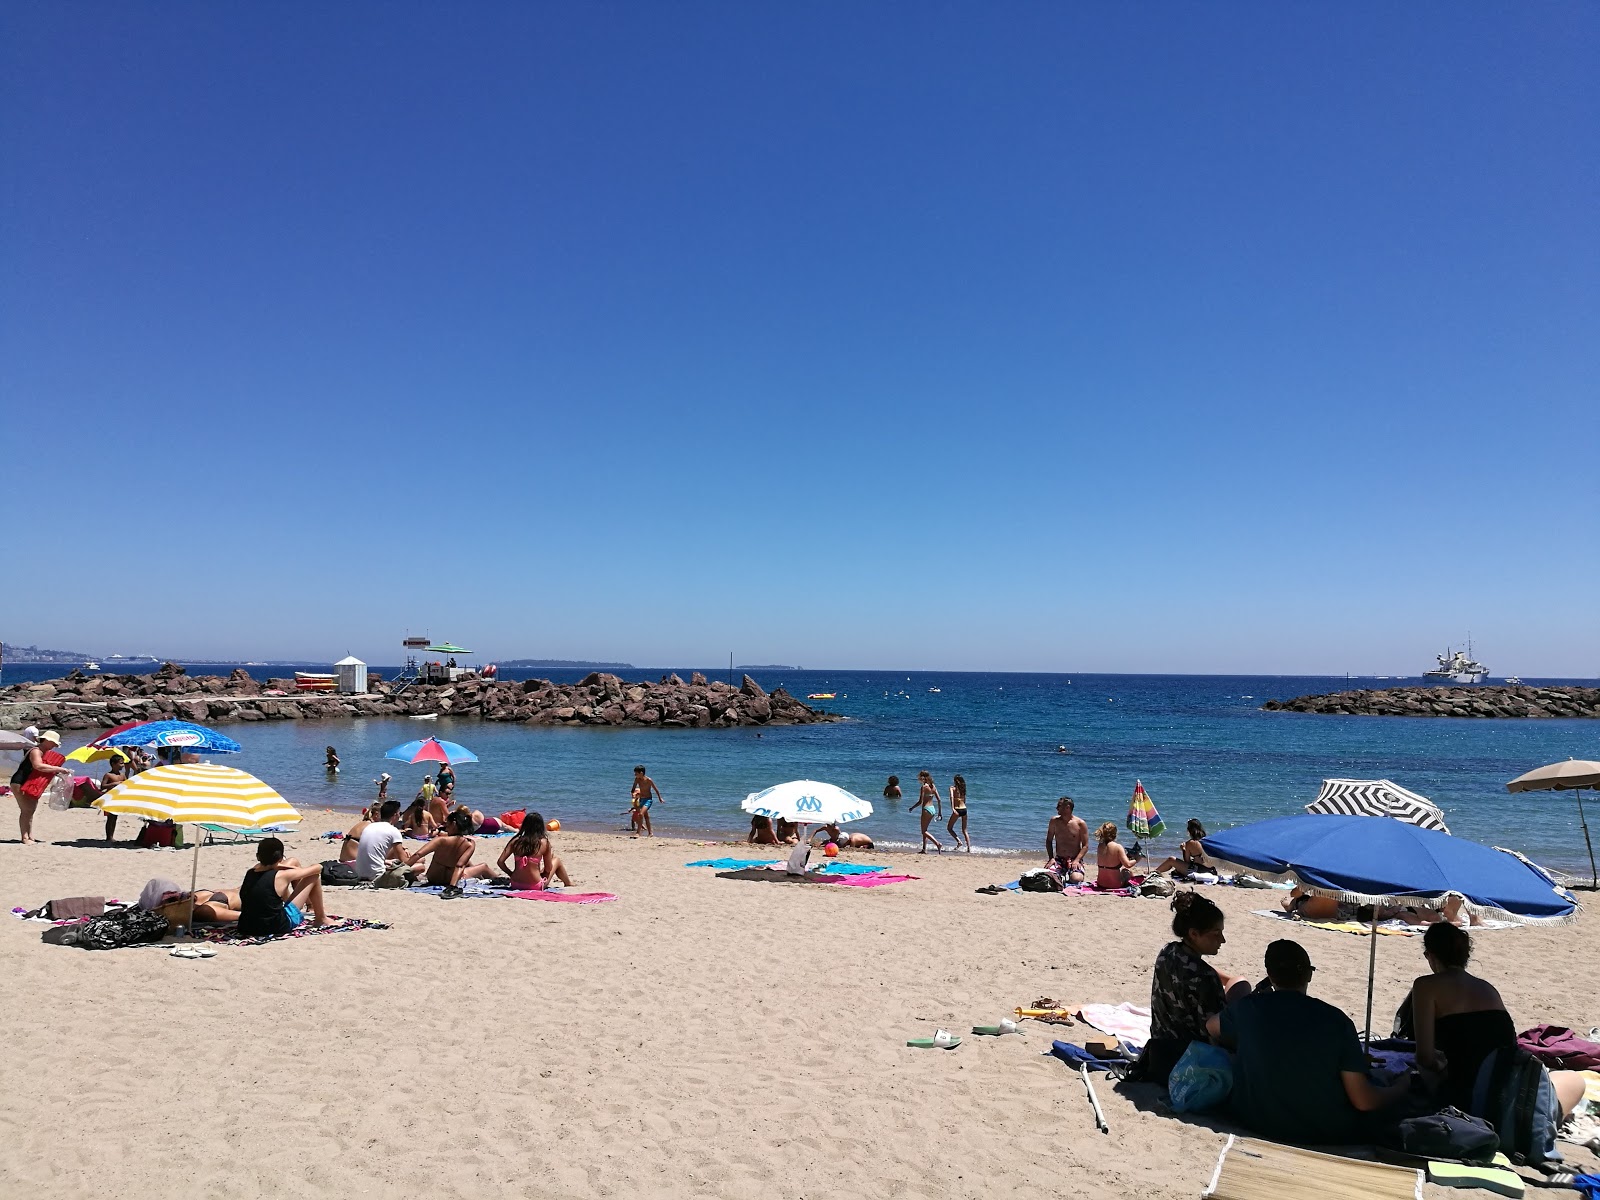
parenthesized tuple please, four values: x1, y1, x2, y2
(198, 824, 269, 846)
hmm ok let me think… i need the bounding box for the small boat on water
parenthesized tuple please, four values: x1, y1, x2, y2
(81, 660, 100, 671)
(928, 687, 940, 693)
(294, 671, 338, 692)
(807, 692, 836, 700)
(410, 713, 439, 720)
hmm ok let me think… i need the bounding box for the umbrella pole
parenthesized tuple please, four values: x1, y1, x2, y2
(1576, 788, 1598, 891)
(186, 830, 201, 934)
(1363, 907, 1379, 1045)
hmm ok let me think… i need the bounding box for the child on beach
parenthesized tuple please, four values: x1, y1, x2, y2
(630, 765, 663, 836)
(946, 774, 970, 851)
(910, 770, 944, 853)
(496, 812, 572, 890)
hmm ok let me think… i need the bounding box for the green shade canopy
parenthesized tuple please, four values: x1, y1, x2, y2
(425, 643, 472, 654)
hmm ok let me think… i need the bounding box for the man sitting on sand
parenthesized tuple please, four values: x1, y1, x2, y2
(1208, 940, 1410, 1145)
(353, 799, 417, 882)
(810, 822, 874, 850)
(239, 837, 332, 936)
(408, 809, 502, 895)
(1045, 797, 1088, 883)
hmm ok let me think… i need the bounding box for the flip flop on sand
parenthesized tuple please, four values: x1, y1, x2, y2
(971, 1019, 1021, 1036)
(170, 945, 216, 959)
(907, 1029, 961, 1049)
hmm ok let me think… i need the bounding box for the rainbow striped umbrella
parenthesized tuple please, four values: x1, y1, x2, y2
(96, 763, 301, 927)
(1127, 779, 1165, 839)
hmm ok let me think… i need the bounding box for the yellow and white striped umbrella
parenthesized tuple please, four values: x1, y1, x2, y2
(96, 763, 300, 827)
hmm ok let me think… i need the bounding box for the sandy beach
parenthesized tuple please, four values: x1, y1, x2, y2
(1, 804, 1594, 1200)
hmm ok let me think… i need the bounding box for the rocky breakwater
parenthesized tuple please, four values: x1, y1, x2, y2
(0, 664, 840, 731)
(1262, 684, 1600, 719)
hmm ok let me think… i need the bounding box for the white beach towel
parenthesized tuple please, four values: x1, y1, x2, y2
(1076, 1002, 1152, 1051)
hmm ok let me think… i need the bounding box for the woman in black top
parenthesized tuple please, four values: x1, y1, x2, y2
(238, 838, 330, 937)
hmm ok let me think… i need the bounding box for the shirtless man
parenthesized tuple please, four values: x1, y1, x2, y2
(408, 810, 501, 895)
(1045, 796, 1089, 884)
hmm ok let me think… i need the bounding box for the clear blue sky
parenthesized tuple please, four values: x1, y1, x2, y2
(4, 4, 1596, 675)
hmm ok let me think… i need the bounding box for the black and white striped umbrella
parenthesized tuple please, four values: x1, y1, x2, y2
(1305, 778, 1449, 834)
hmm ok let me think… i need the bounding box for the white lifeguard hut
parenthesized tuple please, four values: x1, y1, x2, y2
(335, 655, 368, 694)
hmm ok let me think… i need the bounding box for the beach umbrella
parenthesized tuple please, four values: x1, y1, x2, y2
(0, 730, 36, 752)
(741, 780, 873, 825)
(65, 743, 129, 765)
(425, 643, 472, 655)
(1203, 813, 1577, 1041)
(1127, 780, 1165, 839)
(384, 737, 478, 765)
(98, 719, 242, 755)
(1305, 779, 1449, 834)
(1506, 759, 1600, 890)
(96, 763, 301, 928)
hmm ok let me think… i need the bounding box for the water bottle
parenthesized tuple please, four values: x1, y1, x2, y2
(174, 924, 187, 941)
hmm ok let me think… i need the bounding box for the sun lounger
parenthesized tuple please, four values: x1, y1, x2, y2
(199, 824, 269, 846)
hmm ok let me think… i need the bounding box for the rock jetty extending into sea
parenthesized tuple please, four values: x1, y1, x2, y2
(1262, 684, 1600, 719)
(0, 663, 841, 732)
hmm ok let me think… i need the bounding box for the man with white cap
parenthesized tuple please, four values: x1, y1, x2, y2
(10, 730, 70, 843)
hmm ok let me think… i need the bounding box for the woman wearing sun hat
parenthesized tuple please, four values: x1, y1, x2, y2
(11, 730, 70, 844)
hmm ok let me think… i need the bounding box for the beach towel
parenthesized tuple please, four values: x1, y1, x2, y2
(199, 916, 390, 946)
(1204, 1135, 1421, 1200)
(1060, 883, 1140, 898)
(1075, 1002, 1152, 1052)
(814, 862, 887, 876)
(405, 882, 510, 898)
(686, 858, 781, 870)
(508, 890, 616, 905)
(714, 867, 841, 885)
(1047, 1040, 1114, 1072)
(829, 873, 917, 888)
(1251, 909, 1520, 938)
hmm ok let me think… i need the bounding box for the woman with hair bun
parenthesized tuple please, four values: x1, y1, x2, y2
(1413, 920, 1586, 1118)
(1135, 890, 1252, 1085)
(1094, 822, 1138, 889)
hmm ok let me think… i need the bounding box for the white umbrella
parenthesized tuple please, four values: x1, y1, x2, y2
(741, 780, 872, 876)
(741, 780, 873, 825)
(1305, 779, 1449, 833)
(1506, 759, 1600, 889)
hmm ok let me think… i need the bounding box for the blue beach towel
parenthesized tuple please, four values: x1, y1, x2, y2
(686, 858, 781, 870)
(814, 862, 887, 876)
(1047, 1040, 1113, 1072)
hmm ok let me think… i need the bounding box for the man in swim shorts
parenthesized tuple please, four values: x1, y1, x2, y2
(1045, 796, 1088, 884)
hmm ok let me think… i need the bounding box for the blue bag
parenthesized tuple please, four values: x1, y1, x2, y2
(1167, 1040, 1233, 1113)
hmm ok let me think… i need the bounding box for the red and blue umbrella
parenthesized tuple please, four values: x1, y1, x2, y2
(384, 737, 478, 766)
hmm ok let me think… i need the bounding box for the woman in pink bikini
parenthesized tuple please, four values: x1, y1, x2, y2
(496, 812, 572, 890)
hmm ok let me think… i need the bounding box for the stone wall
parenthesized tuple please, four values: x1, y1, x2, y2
(1262, 684, 1600, 718)
(0, 664, 840, 732)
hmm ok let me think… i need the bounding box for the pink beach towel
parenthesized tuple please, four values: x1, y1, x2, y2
(509, 890, 617, 905)
(830, 873, 919, 888)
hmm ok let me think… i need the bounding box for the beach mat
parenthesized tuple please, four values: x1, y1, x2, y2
(1204, 1135, 1421, 1200)
(715, 868, 841, 885)
(815, 862, 887, 876)
(1251, 909, 1520, 938)
(687, 857, 781, 870)
(199, 916, 391, 947)
(508, 890, 616, 905)
(406, 882, 510, 899)
(830, 873, 918, 888)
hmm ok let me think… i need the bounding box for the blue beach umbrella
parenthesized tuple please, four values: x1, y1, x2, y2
(384, 737, 479, 766)
(98, 719, 242, 755)
(1203, 813, 1577, 1040)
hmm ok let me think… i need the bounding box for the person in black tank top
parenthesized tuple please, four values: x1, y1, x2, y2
(237, 838, 331, 937)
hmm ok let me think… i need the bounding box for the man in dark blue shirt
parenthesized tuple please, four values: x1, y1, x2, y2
(1211, 940, 1410, 1145)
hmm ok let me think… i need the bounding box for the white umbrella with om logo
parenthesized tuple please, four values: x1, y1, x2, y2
(741, 780, 873, 874)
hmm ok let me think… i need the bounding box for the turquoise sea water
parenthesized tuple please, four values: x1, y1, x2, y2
(7, 665, 1598, 874)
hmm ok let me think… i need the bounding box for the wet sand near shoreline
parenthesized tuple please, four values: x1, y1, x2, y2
(0, 805, 1594, 1199)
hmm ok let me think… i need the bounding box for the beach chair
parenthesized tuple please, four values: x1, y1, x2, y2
(198, 824, 269, 846)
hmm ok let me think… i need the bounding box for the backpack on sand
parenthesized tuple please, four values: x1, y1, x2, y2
(1018, 868, 1064, 893)
(1471, 1046, 1564, 1167)
(45, 907, 170, 950)
(1399, 1106, 1499, 1163)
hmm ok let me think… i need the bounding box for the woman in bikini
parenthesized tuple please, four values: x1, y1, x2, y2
(496, 812, 572, 890)
(909, 770, 944, 853)
(945, 774, 970, 851)
(1095, 822, 1138, 889)
(400, 797, 438, 839)
(1152, 818, 1211, 878)
(337, 808, 376, 863)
